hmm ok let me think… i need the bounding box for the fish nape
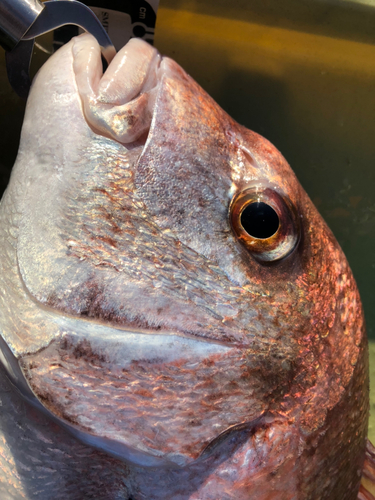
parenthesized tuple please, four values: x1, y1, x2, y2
(0, 33, 369, 499)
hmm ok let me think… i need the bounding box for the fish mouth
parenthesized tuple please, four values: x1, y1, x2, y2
(73, 34, 163, 145)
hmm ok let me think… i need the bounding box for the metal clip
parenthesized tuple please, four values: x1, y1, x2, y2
(1, 0, 115, 98)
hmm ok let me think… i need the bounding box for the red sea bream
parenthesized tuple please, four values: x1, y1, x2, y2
(0, 34, 371, 499)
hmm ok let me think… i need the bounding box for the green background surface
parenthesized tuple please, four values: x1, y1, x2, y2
(0, 0, 374, 438)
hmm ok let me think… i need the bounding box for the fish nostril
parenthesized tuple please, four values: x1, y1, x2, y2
(240, 202, 280, 240)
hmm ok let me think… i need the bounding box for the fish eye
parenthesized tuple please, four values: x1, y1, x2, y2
(240, 202, 280, 239)
(230, 185, 300, 262)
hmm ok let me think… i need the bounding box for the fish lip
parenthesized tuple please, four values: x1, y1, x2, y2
(73, 34, 163, 145)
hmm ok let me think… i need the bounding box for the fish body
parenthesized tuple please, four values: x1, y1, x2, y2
(0, 35, 369, 499)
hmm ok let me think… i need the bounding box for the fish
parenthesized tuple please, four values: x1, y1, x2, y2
(0, 33, 371, 499)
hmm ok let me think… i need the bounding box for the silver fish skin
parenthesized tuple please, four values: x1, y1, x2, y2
(0, 34, 368, 499)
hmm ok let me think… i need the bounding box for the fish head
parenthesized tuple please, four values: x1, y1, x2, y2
(0, 34, 368, 493)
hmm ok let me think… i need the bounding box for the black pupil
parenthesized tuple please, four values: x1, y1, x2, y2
(240, 202, 279, 239)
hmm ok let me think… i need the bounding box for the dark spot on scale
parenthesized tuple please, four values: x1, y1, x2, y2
(272, 316, 281, 328)
(197, 197, 206, 208)
(186, 419, 201, 429)
(59, 337, 107, 366)
(71, 339, 107, 364)
(97, 235, 118, 248)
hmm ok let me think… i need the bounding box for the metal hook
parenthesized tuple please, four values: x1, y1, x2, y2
(1, 0, 115, 98)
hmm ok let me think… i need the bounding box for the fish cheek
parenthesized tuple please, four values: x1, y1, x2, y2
(18, 336, 278, 465)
